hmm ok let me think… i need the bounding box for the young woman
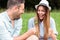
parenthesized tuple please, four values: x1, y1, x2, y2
(28, 0, 58, 40)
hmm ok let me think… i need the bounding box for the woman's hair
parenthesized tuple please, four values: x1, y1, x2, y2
(35, 5, 50, 40)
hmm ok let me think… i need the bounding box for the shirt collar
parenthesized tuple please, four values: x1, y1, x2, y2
(4, 11, 11, 22)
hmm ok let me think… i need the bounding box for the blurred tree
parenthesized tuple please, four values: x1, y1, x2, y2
(0, 0, 8, 8)
(25, 0, 60, 10)
(25, 0, 40, 10)
(0, 0, 60, 10)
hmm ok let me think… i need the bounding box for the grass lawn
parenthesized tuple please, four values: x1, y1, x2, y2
(21, 10, 60, 40)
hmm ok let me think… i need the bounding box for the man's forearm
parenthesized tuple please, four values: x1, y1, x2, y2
(13, 29, 35, 40)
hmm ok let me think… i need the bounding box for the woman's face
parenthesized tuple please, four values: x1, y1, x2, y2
(37, 6, 46, 20)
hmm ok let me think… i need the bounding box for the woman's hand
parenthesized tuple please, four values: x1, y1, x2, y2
(48, 28, 57, 40)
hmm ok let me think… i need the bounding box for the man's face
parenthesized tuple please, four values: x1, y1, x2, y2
(37, 6, 46, 20)
(13, 3, 24, 19)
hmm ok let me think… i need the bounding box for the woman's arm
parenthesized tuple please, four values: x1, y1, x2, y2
(51, 33, 57, 40)
(50, 17, 58, 40)
(49, 28, 57, 40)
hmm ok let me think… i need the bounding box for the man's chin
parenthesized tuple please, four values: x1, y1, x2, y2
(14, 17, 20, 20)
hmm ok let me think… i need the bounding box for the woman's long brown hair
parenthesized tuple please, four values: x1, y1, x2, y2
(34, 5, 50, 40)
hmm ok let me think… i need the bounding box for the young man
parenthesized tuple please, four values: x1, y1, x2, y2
(28, 0, 58, 40)
(0, 0, 36, 40)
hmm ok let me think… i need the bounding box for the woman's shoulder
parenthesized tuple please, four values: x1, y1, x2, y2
(28, 17, 35, 22)
(50, 17, 55, 22)
(28, 17, 55, 23)
(50, 17, 55, 21)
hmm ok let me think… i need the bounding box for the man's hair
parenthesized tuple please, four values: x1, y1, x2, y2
(7, 0, 25, 8)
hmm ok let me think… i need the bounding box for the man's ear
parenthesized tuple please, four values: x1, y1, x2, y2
(12, 5, 18, 10)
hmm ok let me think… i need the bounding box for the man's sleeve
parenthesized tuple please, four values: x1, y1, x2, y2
(0, 21, 13, 40)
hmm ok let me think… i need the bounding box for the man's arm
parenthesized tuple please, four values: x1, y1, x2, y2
(13, 28, 35, 40)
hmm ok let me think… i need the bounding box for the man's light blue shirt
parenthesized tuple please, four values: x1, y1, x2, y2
(0, 11, 22, 40)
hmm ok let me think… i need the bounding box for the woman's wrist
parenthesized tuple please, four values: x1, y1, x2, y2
(51, 33, 56, 40)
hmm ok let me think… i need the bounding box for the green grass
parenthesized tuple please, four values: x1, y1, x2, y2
(0, 9, 60, 39)
(51, 10, 60, 40)
(21, 11, 60, 40)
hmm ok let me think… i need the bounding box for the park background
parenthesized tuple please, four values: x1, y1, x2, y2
(0, 0, 60, 40)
